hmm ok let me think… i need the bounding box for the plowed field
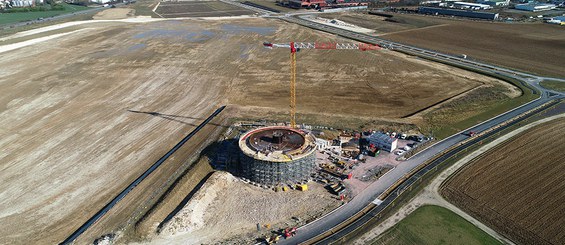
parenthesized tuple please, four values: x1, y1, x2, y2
(384, 21, 565, 78)
(442, 118, 565, 245)
(322, 12, 565, 77)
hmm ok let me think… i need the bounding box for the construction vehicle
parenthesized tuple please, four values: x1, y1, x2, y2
(265, 234, 281, 244)
(328, 182, 346, 195)
(283, 227, 298, 238)
(263, 42, 380, 128)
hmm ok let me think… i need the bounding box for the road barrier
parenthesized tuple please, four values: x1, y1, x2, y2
(60, 106, 225, 244)
(306, 99, 560, 244)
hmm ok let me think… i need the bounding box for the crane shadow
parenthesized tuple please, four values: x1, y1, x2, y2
(127, 109, 227, 127)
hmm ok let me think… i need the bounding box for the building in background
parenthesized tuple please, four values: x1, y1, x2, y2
(451, 1, 493, 10)
(90, 0, 111, 4)
(476, 0, 509, 6)
(5, 0, 44, 7)
(515, 3, 557, 11)
(368, 132, 398, 153)
(545, 15, 565, 24)
(419, 6, 499, 19)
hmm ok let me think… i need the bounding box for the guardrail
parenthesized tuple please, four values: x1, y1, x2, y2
(60, 106, 225, 244)
(309, 99, 560, 244)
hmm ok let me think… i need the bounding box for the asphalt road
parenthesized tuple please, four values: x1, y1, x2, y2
(33, 1, 562, 243)
(220, 2, 565, 244)
(266, 13, 565, 245)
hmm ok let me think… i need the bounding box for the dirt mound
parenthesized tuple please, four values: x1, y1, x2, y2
(152, 171, 339, 244)
(160, 171, 238, 236)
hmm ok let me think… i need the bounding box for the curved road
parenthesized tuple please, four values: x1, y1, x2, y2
(262, 12, 565, 245)
(174, 2, 565, 243)
(37, 1, 562, 243)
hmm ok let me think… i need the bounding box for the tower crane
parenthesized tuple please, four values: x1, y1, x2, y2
(263, 41, 381, 128)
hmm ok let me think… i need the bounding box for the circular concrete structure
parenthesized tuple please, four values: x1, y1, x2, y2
(238, 126, 316, 186)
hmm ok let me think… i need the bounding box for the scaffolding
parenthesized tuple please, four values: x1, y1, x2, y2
(240, 152, 316, 186)
(238, 126, 317, 186)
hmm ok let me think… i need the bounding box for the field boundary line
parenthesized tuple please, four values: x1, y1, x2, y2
(152, 2, 164, 18)
(60, 106, 226, 244)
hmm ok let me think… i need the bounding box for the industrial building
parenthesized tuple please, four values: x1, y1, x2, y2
(2, 0, 44, 7)
(515, 3, 557, 12)
(367, 132, 398, 153)
(476, 0, 509, 6)
(419, 6, 499, 20)
(545, 16, 565, 24)
(450, 2, 493, 10)
(238, 126, 317, 186)
(282, 0, 369, 9)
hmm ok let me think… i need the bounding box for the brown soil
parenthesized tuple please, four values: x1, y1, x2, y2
(133, 156, 214, 240)
(153, 171, 340, 244)
(383, 18, 565, 77)
(93, 8, 136, 20)
(441, 118, 565, 245)
(0, 17, 509, 244)
(231, 24, 500, 120)
(155, 1, 255, 18)
(322, 12, 565, 77)
(320, 12, 447, 34)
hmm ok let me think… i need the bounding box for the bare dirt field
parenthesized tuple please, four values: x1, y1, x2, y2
(383, 17, 565, 78)
(320, 12, 447, 35)
(155, 1, 256, 18)
(323, 12, 565, 77)
(441, 118, 565, 245)
(93, 8, 137, 20)
(0, 17, 512, 244)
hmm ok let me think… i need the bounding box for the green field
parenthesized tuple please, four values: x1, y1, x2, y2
(0, 3, 91, 25)
(372, 205, 502, 245)
(540, 80, 565, 92)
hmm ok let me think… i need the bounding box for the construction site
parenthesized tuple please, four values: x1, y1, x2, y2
(238, 126, 317, 187)
(2, 1, 561, 245)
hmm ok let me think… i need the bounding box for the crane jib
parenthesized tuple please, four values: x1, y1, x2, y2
(265, 42, 381, 51)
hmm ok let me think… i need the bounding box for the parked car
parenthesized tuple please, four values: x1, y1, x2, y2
(395, 149, 405, 155)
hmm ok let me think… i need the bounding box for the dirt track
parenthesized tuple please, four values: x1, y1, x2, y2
(442, 118, 565, 245)
(0, 17, 508, 244)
